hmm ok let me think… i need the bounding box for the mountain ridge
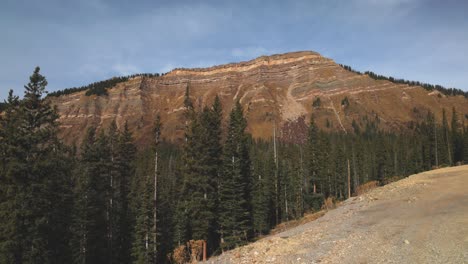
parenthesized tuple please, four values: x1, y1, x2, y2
(48, 51, 468, 146)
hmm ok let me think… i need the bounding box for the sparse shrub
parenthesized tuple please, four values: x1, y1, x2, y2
(321, 197, 336, 210)
(172, 240, 205, 263)
(382, 176, 403, 185)
(355, 181, 379, 195)
(172, 244, 189, 264)
(312, 97, 321, 108)
(85, 86, 108, 96)
(341, 96, 350, 107)
(187, 240, 204, 262)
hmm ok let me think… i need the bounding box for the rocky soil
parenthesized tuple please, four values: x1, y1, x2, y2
(207, 166, 468, 264)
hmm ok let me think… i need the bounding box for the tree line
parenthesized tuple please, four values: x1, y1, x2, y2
(1, 68, 468, 263)
(339, 64, 468, 98)
(46, 73, 161, 98)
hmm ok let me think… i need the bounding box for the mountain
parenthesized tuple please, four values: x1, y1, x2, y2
(49, 51, 468, 146)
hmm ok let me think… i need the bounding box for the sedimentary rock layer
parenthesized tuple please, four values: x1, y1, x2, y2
(50, 51, 468, 146)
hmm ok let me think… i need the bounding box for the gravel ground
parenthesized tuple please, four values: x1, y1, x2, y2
(206, 166, 468, 264)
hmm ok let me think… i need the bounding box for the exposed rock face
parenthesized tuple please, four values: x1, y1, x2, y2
(50, 51, 468, 146)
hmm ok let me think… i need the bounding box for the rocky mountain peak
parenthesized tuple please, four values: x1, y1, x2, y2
(50, 51, 468, 147)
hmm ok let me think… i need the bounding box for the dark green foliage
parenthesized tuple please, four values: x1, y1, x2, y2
(439, 109, 452, 166)
(184, 97, 223, 251)
(173, 93, 224, 257)
(305, 193, 324, 211)
(131, 116, 171, 264)
(339, 64, 468, 98)
(218, 101, 253, 250)
(341, 97, 349, 107)
(112, 121, 137, 263)
(85, 86, 108, 96)
(46, 73, 160, 97)
(306, 115, 322, 193)
(251, 150, 275, 235)
(2, 67, 467, 263)
(71, 121, 137, 264)
(312, 97, 321, 108)
(0, 68, 73, 263)
(464, 126, 468, 163)
(71, 128, 111, 263)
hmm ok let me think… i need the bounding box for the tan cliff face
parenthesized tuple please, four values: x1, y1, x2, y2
(50, 51, 468, 146)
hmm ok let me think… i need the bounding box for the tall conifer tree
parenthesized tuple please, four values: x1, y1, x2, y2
(0, 68, 73, 263)
(218, 101, 252, 250)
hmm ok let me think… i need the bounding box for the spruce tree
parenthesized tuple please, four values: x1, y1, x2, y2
(72, 128, 111, 263)
(218, 101, 253, 250)
(172, 87, 195, 249)
(440, 109, 452, 166)
(251, 152, 273, 235)
(306, 115, 320, 194)
(197, 98, 223, 252)
(464, 126, 468, 163)
(131, 117, 160, 263)
(0, 68, 73, 263)
(114, 121, 136, 264)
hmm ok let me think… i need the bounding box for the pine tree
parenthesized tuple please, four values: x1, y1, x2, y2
(306, 115, 320, 194)
(172, 86, 195, 250)
(131, 117, 161, 263)
(333, 136, 347, 198)
(464, 125, 468, 163)
(218, 101, 253, 250)
(250, 142, 277, 235)
(0, 68, 73, 263)
(114, 121, 136, 264)
(130, 152, 153, 263)
(251, 149, 274, 235)
(0, 90, 21, 263)
(422, 111, 437, 169)
(197, 98, 223, 252)
(108, 121, 119, 264)
(72, 128, 111, 263)
(439, 109, 452, 166)
(451, 107, 463, 163)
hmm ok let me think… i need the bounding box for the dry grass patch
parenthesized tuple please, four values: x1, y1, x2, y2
(171, 240, 204, 263)
(355, 181, 379, 195)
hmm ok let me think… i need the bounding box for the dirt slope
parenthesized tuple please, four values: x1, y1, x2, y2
(208, 166, 468, 264)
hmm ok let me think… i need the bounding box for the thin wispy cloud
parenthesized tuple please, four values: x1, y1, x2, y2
(112, 63, 141, 76)
(231, 47, 276, 58)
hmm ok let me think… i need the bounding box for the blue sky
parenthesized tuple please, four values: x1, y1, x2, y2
(1, 0, 467, 100)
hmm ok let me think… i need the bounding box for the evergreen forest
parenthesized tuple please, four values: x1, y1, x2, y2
(1, 68, 468, 263)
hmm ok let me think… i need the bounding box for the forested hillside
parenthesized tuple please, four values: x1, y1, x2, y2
(1, 68, 468, 263)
